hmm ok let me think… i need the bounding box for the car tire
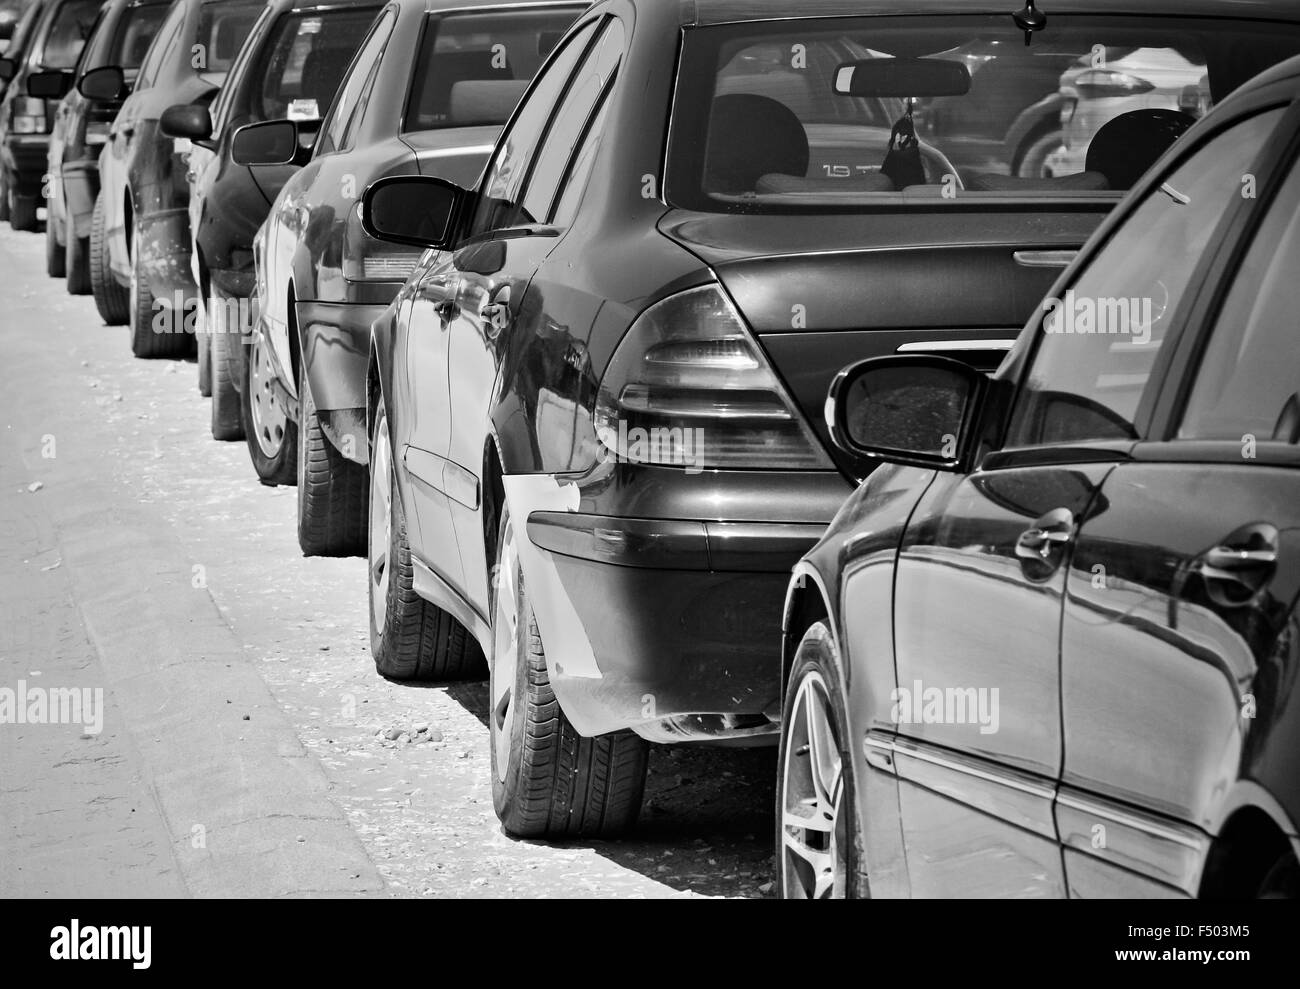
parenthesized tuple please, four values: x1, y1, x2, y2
(210, 307, 244, 440)
(489, 504, 648, 839)
(241, 328, 296, 485)
(0, 172, 9, 223)
(296, 370, 368, 556)
(368, 396, 485, 681)
(90, 192, 128, 325)
(129, 225, 187, 358)
(777, 621, 869, 899)
(9, 191, 38, 232)
(1014, 126, 1063, 179)
(66, 234, 91, 295)
(197, 304, 212, 396)
(46, 215, 66, 277)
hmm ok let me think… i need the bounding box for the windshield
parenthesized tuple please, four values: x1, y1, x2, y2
(38, 0, 100, 69)
(112, 1, 170, 70)
(404, 7, 583, 131)
(196, 0, 263, 75)
(258, 6, 380, 121)
(668, 14, 1300, 213)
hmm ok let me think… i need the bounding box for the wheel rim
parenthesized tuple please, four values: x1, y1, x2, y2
(491, 514, 520, 782)
(249, 331, 288, 458)
(368, 414, 392, 632)
(781, 670, 848, 899)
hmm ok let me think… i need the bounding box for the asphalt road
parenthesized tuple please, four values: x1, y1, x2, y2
(0, 224, 777, 898)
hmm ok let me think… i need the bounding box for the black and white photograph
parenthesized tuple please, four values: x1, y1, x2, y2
(1, 0, 1297, 961)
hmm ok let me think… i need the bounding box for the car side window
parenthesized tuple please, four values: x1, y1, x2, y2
(518, 18, 624, 224)
(466, 18, 601, 237)
(316, 7, 393, 156)
(136, 1, 185, 90)
(209, 7, 272, 137)
(1005, 108, 1284, 449)
(1178, 159, 1300, 444)
(551, 87, 613, 227)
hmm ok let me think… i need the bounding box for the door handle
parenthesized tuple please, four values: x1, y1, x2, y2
(434, 298, 458, 324)
(1195, 523, 1279, 605)
(120, 125, 134, 139)
(1015, 507, 1075, 571)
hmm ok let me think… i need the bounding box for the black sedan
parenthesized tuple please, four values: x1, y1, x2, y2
(240, 0, 583, 557)
(161, 0, 380, 438)
(357, 0, 1300, 839)
(780, 52, 1300, 898)
(31, 0, 168, 292)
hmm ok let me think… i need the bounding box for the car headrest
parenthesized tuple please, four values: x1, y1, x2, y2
(300, 44, 356, 102)
(704, 94, 809, 195)
(1085, 109, 1197, 190)
(449, 80, 529, 126)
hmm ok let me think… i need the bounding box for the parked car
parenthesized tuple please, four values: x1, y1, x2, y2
(779, 52, 1300, 899)
(30, 0, 168, 292)
(0, 0, 98, 230)
(0, 0, 34, 51)
(357, 0, 1300, 839)
(160, 0, 381, 439)
(241, 0, 583, 557)
(85, 0, 261, 355)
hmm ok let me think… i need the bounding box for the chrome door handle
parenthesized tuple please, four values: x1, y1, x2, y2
(1015, 507, 1075, 564)
(1013, 249, 1077, 268)
(1196, 523, 1279, 605)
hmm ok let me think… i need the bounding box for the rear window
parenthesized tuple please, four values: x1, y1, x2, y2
(668, 14, 1300, 213)
(196, 0, 263, 74)
(37, 0, 100, 69)
(112, 1, 170, 70)
(257, 6, 380, 121)
(403, 7, 584, 132)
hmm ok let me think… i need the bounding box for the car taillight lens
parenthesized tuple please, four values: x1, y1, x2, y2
(342, 201, 422, 281)
(1075, 70, 1155, 99)
(11, 97, 46, 134)
(84, 120, 111, 145)
(594, 285, 831, 470)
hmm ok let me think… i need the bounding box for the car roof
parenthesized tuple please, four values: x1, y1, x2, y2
(681, 0, 1300, 26)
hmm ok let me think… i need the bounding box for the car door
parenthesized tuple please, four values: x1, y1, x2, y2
(1058, 106, 1299, 898)
(398, 14, 604, 606)
(447, 15, 624, 617)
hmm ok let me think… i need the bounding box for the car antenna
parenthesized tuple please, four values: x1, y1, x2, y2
(1013, 1, 1046, 46)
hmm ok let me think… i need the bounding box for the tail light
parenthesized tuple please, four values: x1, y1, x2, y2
(343, 201, 422, 281)
(1075, 70, 1155, 100)
(594, 285, 831, 470)
(10, 97, 46, 134)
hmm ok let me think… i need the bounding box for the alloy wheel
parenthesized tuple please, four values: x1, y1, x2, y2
(491, 514, 520, 782)
(368, 413, 392, 633)
(781, 670, 848, 898)
(248, 331, 288, 458)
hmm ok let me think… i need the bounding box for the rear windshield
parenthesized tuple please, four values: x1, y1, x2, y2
(112, 1, 170, 70)
(403, 7, 583, 131)
(38, 0, 100, 69)
(258, 6, 381, 121)
(668, 14, 1300, 213)
(197, 0, 263, 75)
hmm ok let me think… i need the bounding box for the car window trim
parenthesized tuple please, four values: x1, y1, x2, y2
(539, 58, 619, 226)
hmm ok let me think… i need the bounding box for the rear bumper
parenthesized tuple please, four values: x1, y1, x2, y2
(297, 297, 395, 465)
(137, 207, 197, 304)
(61, 158, 99, 239)
(2, 134, 50, 193)
(503, 469, 852, 742)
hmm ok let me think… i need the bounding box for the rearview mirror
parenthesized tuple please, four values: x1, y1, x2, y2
(160, 102, 212, 141)
(27, 69, 72, 99)
(826, 355, 984, 470)
(362, 175, 466, 250)
(834, 57, 971, 98)
(78, 65, 127, 101)
(0, 56, 15, 82)
(231, 119, 303, 166)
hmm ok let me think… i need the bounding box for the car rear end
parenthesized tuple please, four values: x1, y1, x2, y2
(532, 3, 1300, 744)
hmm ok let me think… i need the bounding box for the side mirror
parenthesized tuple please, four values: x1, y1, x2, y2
(0, 56, 15, 82)
(231, 119, 303, 165)
(27, 69, 72, 99)
(160, 102, 212, 141)
(826, 355, 985, 471)
(361, 175, 467, 251)
(78, 65, 127, 101)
